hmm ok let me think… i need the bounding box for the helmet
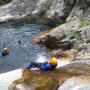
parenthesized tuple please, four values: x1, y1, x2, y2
(3, 48, 8, 52)
(50, 57, 57, 65)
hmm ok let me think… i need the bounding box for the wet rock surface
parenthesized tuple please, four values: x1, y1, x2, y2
(9, 60, 90, 90)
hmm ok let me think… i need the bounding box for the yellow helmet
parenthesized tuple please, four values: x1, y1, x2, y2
(50, 57, 57, 65)
(3, 48, 8, 52)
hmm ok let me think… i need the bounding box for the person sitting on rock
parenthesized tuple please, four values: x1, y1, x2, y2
(2, 48, 9, 56)
(27, 57, 57, 71)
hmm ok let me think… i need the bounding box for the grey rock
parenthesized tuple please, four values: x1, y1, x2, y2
(0, 0, 38, 22)
(0, 0, 90, 22)
(58, 76, 90, 90)
(33, 20, 81, 49)
(67, 0, 90, 21)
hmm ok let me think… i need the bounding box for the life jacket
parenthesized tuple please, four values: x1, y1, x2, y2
(40, 63, 57, 71)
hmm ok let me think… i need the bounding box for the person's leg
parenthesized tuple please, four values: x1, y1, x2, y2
(27, 61, 42, 69)
(27, 62, 36, 69)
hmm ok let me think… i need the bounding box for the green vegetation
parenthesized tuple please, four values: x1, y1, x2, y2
(0, 0, 11, 6)
(65, 30, 81, 40)
(79, 20, 90, 28)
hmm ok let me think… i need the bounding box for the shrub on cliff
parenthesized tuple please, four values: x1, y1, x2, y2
(0, 0, 11, 6)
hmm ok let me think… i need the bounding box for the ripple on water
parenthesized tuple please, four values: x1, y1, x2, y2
(0, 23, 49, 73)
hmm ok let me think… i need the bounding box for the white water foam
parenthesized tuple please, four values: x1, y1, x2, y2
(57, 59, 71, 68)
(36, 54, 71, 68)
(36, 54, 48, 63)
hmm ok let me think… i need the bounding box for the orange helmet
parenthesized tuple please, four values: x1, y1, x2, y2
(50, 57, 57, 65)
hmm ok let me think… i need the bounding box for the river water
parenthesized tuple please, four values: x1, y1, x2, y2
(0, 22, 49, 73)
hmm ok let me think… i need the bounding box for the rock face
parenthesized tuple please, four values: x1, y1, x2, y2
(67, 0, 90, 21)
(33, 19, 81, 49)
(32, 0, 90, 49)
(0, 0, 38, 22)
(9, 60, 90, 90)
(0, 0, 90, 22)
(33, 0, 75, 18)
(33, 19, 90, 50)
(58, 76, 90, 90)
(33, 0, 90, 21)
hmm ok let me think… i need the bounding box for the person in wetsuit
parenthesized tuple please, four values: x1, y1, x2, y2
(27, 57, 57, 71)
(2, 48, 9, 56)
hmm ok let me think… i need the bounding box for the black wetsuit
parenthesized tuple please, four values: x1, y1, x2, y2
(2, 52, 9, 56)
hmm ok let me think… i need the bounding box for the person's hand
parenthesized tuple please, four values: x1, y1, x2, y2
(48, 61, 50, 64)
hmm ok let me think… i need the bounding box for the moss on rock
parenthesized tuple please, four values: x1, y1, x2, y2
(79, 20, 90, 28)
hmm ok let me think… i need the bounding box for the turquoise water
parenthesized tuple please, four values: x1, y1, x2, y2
(0, 22, 49, 73)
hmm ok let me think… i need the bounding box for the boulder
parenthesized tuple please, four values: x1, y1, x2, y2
(58, 76, 90, 90)
(33, 19, 81, 49)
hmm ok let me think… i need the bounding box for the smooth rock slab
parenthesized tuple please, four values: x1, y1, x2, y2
(0, 69, 22, 90)
(58, 76, 90, 90)
(10, 60, 90, 90)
